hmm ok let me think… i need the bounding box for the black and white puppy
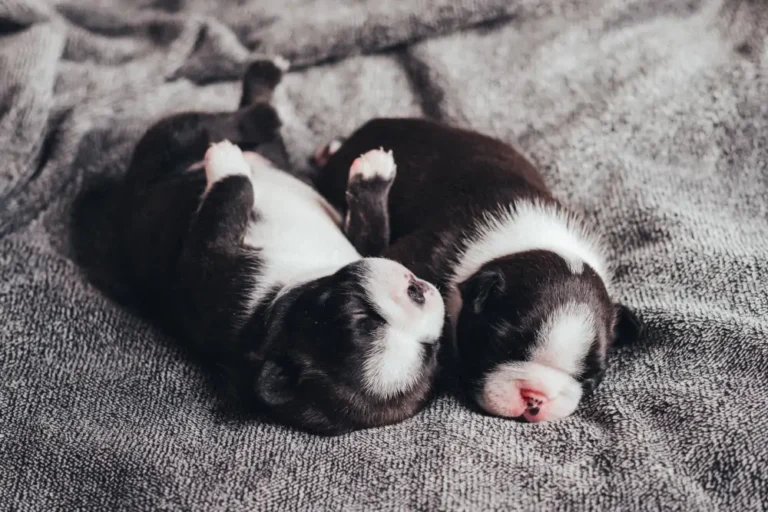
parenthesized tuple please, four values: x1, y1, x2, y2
(314, 118, 643, 423)
(116, 66, 444, 435)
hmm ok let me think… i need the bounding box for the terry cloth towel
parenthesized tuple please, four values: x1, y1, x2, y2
(1, 0, 767, 509)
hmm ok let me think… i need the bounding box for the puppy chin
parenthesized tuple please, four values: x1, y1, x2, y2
(363, 258, 445, 339)
(477, 361, 583, 423)
(359, 258, 445, 399)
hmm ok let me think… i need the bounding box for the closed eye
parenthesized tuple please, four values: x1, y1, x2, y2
(353, 310, 385, 333)
(354, 309, 384, 323)
(493, 321, 525, 343)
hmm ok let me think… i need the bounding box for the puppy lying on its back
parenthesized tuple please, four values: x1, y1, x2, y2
(116, 64, 444, 435)
(314, 118, 643, 423)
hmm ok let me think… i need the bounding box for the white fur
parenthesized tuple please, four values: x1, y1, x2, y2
(242, 150, 274, 169)
(480, 361, 583, 422)
(242, 155, 358, 309)
(531, 302, 595, 375)
(272, 55, 290, 72)
(328, 139, 342, 155)
(362, 259, 445, 398)
(447, 200, 606, 422)
(201, 142, 356, 309)
(350, 148, 397, 181)
(449, 199, 610, 292)
(345, 148, 398, 232)
(203, 140, 251, 194)
(313, 139, 343, 168)
(478, 304, 595, 422)
(203, 142, 445, 398)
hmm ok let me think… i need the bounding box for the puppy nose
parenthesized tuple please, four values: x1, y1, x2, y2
(520, 389, 549, 419)
(406, 278, 427, 305)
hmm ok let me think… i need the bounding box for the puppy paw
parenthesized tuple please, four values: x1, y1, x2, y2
(204, 140, 250, 190)
(240, 58, 286, 107)
(349, 148, 397, 185)
(311, 138, 343, 168)
(272, 55, 290, 72)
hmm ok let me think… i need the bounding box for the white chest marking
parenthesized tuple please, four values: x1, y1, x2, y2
(243, 165, 359, 308)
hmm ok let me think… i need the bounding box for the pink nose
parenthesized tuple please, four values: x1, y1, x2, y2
(521, 389, 549, 421)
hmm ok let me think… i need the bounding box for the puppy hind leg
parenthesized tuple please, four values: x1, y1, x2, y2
(234, 58, 289, 171)
(126, 111, 244, 190)
(239, 57, 290, 108)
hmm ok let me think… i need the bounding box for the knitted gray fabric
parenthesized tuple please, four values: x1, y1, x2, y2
(1, 0, 767, 509)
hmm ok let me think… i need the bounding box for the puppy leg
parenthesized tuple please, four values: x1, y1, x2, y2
(178, 141, 257, 342)
(311, 138, 344, 168)
(190, 140, 254, 257)
(239, 57, 289, 108)
(125, 103, 280, 193)
(344, 148, 396, 257)
(127, 56, 286, 187)
(202, 140, 253, 195)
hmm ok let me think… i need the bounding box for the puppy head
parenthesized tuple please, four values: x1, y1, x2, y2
(253, 258, 445, 435)
(456, 250, 642, 423)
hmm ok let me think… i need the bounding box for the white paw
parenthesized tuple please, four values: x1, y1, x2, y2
(272, 55, 290, 72)
(328, 139, 342, 155)
(350, 148, 396, 183)
(204, 140, 250, 189)
(312, 139, 342, 167)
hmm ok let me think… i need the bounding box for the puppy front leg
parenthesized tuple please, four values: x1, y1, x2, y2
(344, 149, 397, 257)
(178, 141, 256, 343)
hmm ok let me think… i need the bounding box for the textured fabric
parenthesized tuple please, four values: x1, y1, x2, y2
(2, 0, 767, 509)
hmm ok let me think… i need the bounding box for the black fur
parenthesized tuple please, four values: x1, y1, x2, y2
(315, 118, 644, 417)
(115, 65, 438, 435)
(344, 165, 396, 257)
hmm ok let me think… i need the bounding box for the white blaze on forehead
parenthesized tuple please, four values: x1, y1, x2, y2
(361, 258, 445, 397)
(449, 199, 609, 289)
(531, 302, 595, 375)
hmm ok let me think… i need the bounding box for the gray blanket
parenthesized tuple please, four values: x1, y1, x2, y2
(2, 0, 767, 509)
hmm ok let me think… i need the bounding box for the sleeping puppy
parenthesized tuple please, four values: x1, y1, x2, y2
(116, 66, 444, 435)
(313, 118, 643, 423)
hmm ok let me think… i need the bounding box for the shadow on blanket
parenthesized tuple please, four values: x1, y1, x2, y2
(69, 143, 295, 431)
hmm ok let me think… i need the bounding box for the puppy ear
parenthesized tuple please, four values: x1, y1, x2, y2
(459, 267, 506, 314)
(612, 303, 644, 347)
(255, 360, 296, 406)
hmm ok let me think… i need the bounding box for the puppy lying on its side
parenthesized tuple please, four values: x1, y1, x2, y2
(116, 64, 444, 435)
(314, 119, 643, 423)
